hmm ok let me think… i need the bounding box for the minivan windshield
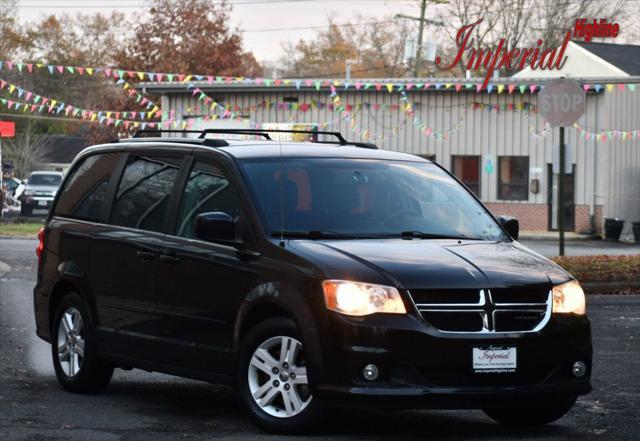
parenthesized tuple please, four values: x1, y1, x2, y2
(241, 158, 505, 241)
(29, 174, 62, 186)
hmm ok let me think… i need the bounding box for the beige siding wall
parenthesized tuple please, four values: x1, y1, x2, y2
(162, 87, 640, 227)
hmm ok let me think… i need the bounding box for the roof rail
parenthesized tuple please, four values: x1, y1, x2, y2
(131, 128, 376, 149)
(133, 129, 202, 138)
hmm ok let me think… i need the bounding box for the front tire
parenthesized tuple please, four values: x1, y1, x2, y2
(483, 397, 577, 426)
(51, 292, 113, 394)
(237, 317, 323, 433)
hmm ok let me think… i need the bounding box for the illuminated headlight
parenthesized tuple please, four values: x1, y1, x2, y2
(552, 280, 586, 315)
(322, 280, 406, 316)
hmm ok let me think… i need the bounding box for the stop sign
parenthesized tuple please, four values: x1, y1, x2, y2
(538, 79, 585, 127)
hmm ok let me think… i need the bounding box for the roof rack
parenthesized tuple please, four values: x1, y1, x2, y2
(130, 128, 377, 149)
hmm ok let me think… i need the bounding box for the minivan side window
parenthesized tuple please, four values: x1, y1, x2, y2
(54, 152, 120, 222)
(110, 156, 180, 233)
(175, 161, 243, 240)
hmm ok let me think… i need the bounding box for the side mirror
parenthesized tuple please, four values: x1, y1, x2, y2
(498, 215, 519, 240)
(195, 212, 236, 243)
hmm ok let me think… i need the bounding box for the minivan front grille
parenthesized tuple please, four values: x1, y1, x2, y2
(410, 288, 552, 333)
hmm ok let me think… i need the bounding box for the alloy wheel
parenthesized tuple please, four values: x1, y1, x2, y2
(247, 335, 312, 418)
(56, 307, 85, 377)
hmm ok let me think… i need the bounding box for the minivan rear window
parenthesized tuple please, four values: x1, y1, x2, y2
(54, 153, 120, 222)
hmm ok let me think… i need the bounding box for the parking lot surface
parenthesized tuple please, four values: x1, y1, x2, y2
(1, 238, 639, 440)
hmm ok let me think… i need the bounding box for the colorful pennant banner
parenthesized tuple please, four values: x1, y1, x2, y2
(1, 59, 638, 94)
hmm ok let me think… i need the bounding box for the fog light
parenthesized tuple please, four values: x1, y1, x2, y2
(363, 364, 379, 381)
(572, 361, 587, 378)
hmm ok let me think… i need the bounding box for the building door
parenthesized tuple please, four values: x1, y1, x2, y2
(548, 164, 575, 231)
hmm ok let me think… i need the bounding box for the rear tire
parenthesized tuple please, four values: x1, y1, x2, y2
(51, 292, 113, 394)
(483, 397, 577, 426)
(237, 317, 323, 434)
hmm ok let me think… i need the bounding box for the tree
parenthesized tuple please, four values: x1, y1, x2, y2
(116, 0, 262, 76)
(2, 118, 45, 178)
(0, 0, 24, 60)
(280, 16, 411, 78)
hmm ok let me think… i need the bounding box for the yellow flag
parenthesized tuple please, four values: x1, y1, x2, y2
(497, 84, 505, 94)
(445, 83, 452, 89)
(86, 68, 94, 75)
(386, 83, 394, 93)
(606, 84, 614, 92)
(9, 85, 15, 93)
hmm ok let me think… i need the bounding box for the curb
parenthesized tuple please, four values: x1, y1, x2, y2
(583, 281, 640, 294)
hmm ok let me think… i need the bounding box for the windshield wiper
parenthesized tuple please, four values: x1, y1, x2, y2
(399, 231, 482, 240)
(273, 230, 354, 239)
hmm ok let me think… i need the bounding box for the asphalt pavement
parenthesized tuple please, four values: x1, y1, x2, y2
(1, 238, 639, 441)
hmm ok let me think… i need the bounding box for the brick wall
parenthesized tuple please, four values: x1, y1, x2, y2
(485, 203, 549, 231)
(575, 204, 603, 234)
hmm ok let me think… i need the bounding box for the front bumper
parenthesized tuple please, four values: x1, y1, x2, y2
(22, 197, 54, 209)
(310, 311, 592, 409)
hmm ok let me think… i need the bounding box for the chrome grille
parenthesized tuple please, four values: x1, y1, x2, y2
(410, 288, 552, 333)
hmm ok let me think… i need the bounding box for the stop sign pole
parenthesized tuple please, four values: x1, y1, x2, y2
(538, 79, 586, 256)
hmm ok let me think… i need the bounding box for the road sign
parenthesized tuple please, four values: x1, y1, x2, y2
(538, 79, 585, 127)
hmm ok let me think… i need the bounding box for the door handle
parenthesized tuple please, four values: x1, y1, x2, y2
(159, 254, 180, 264)
(136, 251, 156, 261)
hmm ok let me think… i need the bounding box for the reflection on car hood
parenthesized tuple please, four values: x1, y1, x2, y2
(288, 239, 572, 289)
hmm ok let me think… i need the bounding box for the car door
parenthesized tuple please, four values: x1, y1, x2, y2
(89, 151, 185, 360)
(155, 154, 261, 375)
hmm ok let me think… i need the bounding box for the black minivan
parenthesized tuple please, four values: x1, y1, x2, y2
(34, 130, 591, 433)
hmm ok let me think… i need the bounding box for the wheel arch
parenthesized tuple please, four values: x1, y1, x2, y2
(233, 282, 324, 374)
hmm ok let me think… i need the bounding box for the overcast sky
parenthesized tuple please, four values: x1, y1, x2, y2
(14, 0, 431, 63)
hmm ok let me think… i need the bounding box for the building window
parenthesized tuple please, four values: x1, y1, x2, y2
(498, 156, 529, 200)
(451, 155, 480, 197)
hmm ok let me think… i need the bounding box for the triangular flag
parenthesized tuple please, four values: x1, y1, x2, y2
(508, 84, 516, 94)
(518, 84, 526, 94)
(606, 84, 614, 92)
(454, 84, 462, 92)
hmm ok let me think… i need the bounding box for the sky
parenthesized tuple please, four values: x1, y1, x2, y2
(14, 0, 433, 63)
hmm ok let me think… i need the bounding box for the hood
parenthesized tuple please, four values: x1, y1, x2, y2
(25, 184, 59, 193)
(288, 238, 571, 290)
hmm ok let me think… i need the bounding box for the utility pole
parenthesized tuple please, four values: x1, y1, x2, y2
(414, 0, 428, 77)
(395, 0, 447, 77)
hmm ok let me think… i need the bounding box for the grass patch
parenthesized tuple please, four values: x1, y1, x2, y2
(553, 255, 640, 295)
(0, 221, 43, 237)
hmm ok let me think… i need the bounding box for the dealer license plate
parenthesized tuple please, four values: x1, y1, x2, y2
(473, 346, 516, 373)
(38, 200, 47, 207)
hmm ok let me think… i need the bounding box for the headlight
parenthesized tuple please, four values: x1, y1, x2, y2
(552, 280, 586, 315)
(322, 280, 406, 316)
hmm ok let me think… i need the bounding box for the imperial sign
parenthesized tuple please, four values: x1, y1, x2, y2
(538, 79, 585, 127)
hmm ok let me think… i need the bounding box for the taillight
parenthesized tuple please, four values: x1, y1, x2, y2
(36, 227, 45, 266)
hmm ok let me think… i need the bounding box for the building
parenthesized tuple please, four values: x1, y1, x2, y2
(36, 135, 88, 173)
(141, 45, 640, 236)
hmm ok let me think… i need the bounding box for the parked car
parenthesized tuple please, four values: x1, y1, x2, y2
(34, 130, 591, 433)
(20, 171, 63, 216)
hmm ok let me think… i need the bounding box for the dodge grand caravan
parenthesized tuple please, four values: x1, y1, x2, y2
(34, 129, 591, 433)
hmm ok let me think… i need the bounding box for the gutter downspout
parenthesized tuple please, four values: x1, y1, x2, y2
(590, 93, 599, 233)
